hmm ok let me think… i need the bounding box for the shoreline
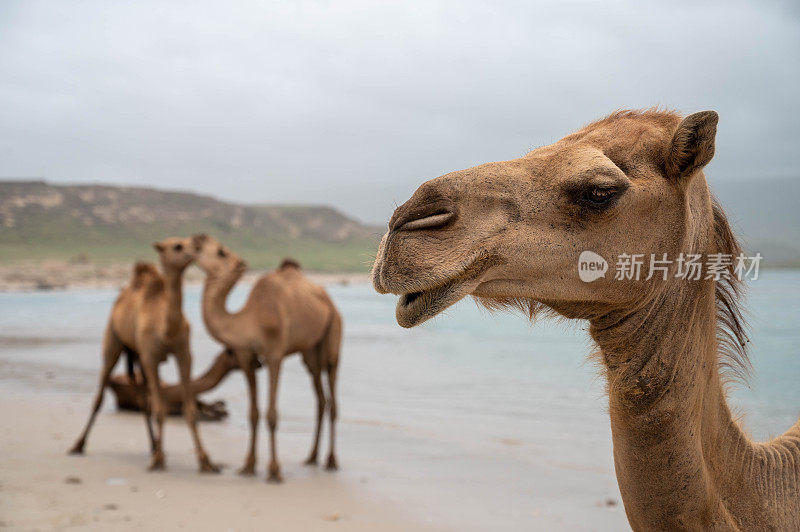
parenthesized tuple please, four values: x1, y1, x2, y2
(3, 260, 799, 293)
(0, 261, 371, 292)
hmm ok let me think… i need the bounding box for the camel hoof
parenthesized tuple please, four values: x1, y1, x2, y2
(68, 443, 85, 455)
(303, 455, 318, 467)
(199, 460, 221, 474)
(237, 464, 256, 476)
(266, 469, 283, 483)
(325, 455, 338, 471)
(148, 458, 166, 471)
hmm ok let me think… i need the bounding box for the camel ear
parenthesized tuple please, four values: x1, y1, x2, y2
(665, 111, 718, 181)
(191, 233, 208, 248)
(152, 242, 165, 253)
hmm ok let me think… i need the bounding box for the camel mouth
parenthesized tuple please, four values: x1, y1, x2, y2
(396, 275, 473, 328)
(393, 253, 494, 328)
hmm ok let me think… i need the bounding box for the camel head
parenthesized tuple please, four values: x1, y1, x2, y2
(152, 236, 196, 271)
(373, 110, 721, 327)
(191, 234, 248, 280)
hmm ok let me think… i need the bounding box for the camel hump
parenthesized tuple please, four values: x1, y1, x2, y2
(131, 262, 160, 289)
(279, 258, 301, 270)
(133, 261, 157, 276)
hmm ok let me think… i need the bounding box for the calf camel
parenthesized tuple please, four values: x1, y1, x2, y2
(69, 238, 219, 473)
(109, 348, 243, 421)
(372, 109, 800, 530)
(192, 234, 342, 482)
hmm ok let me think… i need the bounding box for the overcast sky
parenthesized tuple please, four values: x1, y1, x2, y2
(1, 0, 798, 224)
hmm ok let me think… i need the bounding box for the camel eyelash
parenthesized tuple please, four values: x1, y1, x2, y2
(566, 181, 628, 211)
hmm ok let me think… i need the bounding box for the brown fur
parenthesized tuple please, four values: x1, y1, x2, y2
(192, 234, 342, 482)
(69, 237, 219, 473)
(372, 110, 800, 530)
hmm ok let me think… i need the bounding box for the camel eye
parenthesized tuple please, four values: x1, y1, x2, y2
(581, 187, 619, 208)
(218, 247, 227, 258)
(173, 243, 183, 252)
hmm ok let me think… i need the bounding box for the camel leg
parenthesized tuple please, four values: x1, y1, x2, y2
(129, 351, 157, 454)
(68, 328, 123, 454)
(237, 354, 259, 476)
(321, 312, 341, 471)
(139, 372, 156, 454)
(139, 357, 166, 471)
(175, 349, 220, 473)
(325, 362, 339, 471)
(265, 358, 283, 483)
(303, 349, 325, 466)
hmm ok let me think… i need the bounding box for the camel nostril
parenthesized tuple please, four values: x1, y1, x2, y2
(389, 196, 455, 232)
(396, 210, 454, 231)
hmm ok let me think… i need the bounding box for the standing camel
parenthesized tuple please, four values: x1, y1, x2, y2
(372, 110, 800, 530)
(69, 237, 219, 473)
(192, 234, 341, 482)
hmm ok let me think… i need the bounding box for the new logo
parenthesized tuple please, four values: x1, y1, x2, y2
(578, 251, 608, 282)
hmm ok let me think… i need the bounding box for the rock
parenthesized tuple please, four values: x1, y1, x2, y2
(64, 476, 82, 484)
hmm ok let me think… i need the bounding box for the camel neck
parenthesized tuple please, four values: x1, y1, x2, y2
(191, 355, 236, 394)
(162, 267, 184, 335)
(590, 278, 799, 528)
(201, 274, 241, 348)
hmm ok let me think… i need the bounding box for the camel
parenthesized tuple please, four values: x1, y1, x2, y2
(372, 109, 800, 530)
(109, 348, 245, 421)
(69, 237, 219, 473)
(192, 234, 342, 482)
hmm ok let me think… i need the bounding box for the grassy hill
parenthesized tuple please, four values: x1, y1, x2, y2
(0, 181, 381, 272)
(3, 177, 797, 274)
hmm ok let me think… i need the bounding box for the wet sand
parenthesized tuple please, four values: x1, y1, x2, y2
(0, 343, 629, 532)
(0, 388, 442, 531)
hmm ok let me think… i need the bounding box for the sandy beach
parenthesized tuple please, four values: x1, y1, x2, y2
(0, 388, 440, 532)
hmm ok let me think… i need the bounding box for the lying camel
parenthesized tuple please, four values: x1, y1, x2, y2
(69, 238, 219, 473)
(372, 110, 800, 530)
(109, 348, 244, 421)
(192, 234, 342, 482)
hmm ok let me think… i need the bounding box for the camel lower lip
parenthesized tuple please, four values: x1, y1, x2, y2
(396, 277, 468, 328)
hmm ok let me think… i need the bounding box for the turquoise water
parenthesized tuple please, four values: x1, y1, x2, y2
(1, 272, 797, 437)
(1, 271, 798, 530)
